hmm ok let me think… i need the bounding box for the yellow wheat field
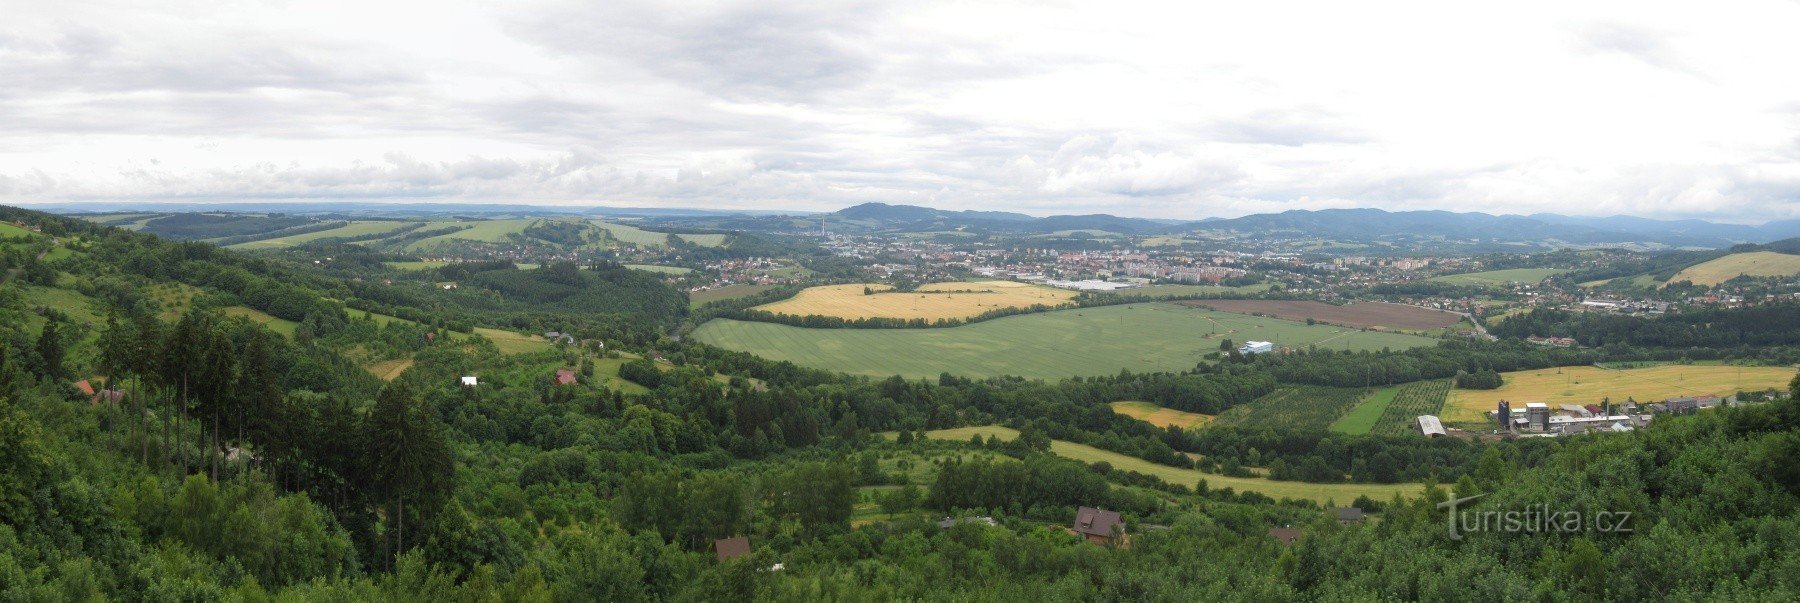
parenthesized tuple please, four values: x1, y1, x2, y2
(752, 280, 1076, 320)
(1665, 252, 1800, 287)
(1443, 364, 1796, 423)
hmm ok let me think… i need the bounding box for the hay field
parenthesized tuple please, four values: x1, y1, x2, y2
(472, 327, 553, 355)
(226, 221, 416, 249)
(1110, 401, 1214, 429)
(887, 425, 1423, 504)
(1442, 365, 1797, 423)
(1666, 251, 1800, 286)
(693, 302, 1436, 381)
(1427, 268, 1568, 287)
(752, 280, 1076, 321)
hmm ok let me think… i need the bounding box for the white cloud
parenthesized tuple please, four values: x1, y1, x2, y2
(0, 0, 1797, 222)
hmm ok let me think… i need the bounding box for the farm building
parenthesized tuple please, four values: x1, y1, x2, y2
(1238, 341, 1274, 355)
(1072, 507, 1125, 546)
(1416, 415, 1446, 438)
(1525, 403, 1550, 431)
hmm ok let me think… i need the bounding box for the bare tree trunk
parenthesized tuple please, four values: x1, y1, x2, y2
(211, 410, 219, 482)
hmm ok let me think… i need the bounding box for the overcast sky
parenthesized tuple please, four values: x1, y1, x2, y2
(3, 1, 1798, 222)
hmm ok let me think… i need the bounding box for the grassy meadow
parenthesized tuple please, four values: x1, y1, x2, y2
(693, 302, 1436, 380)
(752, 280, 1075, 321)
(1442, 365, 1796, 423)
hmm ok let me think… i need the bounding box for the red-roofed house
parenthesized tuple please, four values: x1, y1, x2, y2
(554, 369, 577, 386)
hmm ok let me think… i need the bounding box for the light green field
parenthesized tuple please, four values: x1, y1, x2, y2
(1665, 251, 1800, 286)
(384, 261, 450, 271)
(1330, 387, 1398, 435)
(472, 327, 553, 355)
(624, 264, 694, 275)
(690, 284, 780, 307)
(889, 426, 1423, 504)
(595, 221, 727, 248)
(222, 306, 299, 337)
(227, 221, 416, 249)
(403, 219, 545, 251)
(0, 222, 37, 238)
(1427, 268, 1568, 287)
(693, 302, 1436, 380)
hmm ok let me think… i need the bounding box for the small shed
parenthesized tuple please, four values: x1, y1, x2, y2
(460, 376, 479, 387)
(714, 536, 751, 562)
(1417, 415, 1446, 438)
(1334, 507, 1365, 525)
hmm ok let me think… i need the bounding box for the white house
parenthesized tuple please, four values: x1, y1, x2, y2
(1238, 341, 1274, 355)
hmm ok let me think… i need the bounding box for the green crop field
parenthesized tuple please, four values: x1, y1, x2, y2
(226, 221, 416, 249)
(693, 302, 1436, 380)
(1427, 268, 1568, 287)
(886, 425, 1423, 504)
(1370, 380, 1451, 435)
(1213, 386, 1370, 431)
(1330, 387, 1398, 435)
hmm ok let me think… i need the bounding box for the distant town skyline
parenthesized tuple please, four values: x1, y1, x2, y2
(3, 1, 1797, 223)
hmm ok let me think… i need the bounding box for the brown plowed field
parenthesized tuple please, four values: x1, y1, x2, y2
(1174, 300, 1462, 330)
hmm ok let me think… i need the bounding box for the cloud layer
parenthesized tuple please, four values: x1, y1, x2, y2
(2, 0, 1797, 222)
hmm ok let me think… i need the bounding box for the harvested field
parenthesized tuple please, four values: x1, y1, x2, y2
(1178, 299, 1462, 330)
(1110, 401, 1215, 429)
(1442, 365, 1796, 424)
(752, 280, 1075, 321)
(1665, 251, 1800, 286)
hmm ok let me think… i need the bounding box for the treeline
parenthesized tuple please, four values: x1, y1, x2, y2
(139, 213, 315, 240)
(730, 302, 1070, 329)
(299, 221, 427, 246)
(209, 220, 348, 246)
(1492, 303, 1800, 348)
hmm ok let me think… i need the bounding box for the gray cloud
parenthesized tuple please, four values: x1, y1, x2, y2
(0, 1, 1796, 223)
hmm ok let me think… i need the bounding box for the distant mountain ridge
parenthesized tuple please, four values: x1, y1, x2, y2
(824, 203, 1800, 248)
